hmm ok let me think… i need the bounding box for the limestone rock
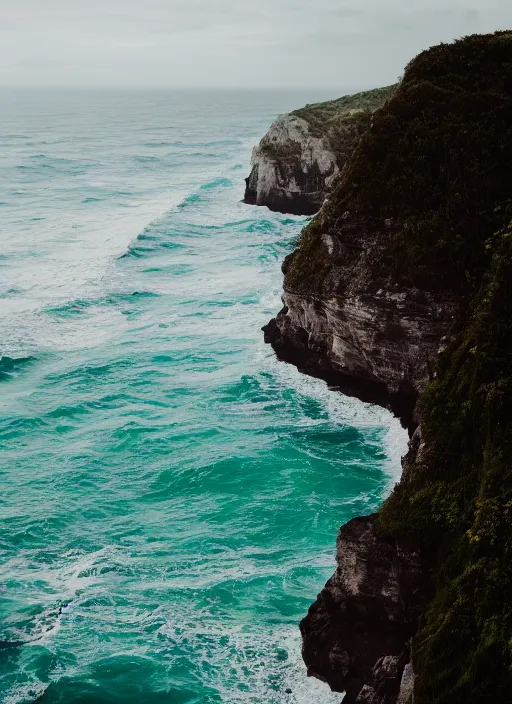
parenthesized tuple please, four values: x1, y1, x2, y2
(244, 113, 338, 215)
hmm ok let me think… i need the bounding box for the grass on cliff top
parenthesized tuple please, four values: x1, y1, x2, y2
(257, 86, 395, 166)
(349, 31, 512, 290)
(291, 85, 396, 137)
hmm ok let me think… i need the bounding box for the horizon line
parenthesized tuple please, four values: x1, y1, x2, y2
(0, 84, 377, 92)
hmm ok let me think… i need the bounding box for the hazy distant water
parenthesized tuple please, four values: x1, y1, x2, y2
(0, 89, 406, 704)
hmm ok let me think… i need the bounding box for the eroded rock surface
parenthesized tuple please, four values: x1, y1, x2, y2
(263, 213, 458, 430)
(301, 517, 426, 704)
(244, 113, 339, 216)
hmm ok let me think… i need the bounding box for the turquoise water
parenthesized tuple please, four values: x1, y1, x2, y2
(0, 90, 406, 704)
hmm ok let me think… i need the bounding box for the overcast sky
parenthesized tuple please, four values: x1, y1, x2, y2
(1, 0, 512, 89)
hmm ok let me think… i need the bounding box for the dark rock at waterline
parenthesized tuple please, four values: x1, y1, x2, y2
(300, 516, 427, 704)
(245, 166, 320, 216)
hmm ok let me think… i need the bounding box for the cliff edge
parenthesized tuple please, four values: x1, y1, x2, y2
(244, 87, 395, 216)
(264, 32, 512, 703)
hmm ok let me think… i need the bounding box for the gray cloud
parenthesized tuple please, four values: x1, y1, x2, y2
(0, 0, 511, 88)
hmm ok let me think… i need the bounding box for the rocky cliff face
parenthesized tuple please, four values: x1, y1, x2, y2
(244, 87, 394, 216)
(263, 212, 459, 430)
(244, 113, 339, 216)
(301, 515, 427, 704)
(262, 32, 512, 704)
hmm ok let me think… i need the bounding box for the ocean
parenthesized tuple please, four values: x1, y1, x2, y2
(0, 89, 406, 704)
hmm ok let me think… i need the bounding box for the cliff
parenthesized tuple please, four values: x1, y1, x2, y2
(263, 32, 512, 703)
(244, 87, 395, 216)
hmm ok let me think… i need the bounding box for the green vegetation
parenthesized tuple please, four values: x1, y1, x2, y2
(257, 86, 395, 167)
(373, 33, 512, 703)
(296, 31, 512, 294)
(291, 85, 397, 138)
(287, 31, 512, 702)
(379, 225, 512, 703)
